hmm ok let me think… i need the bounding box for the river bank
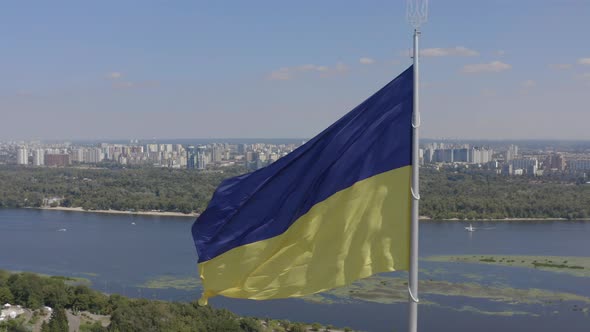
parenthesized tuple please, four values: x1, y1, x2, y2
(23, 208, 590, 221)
(420, 216, 590, 221)
(33, 206, 197, 218)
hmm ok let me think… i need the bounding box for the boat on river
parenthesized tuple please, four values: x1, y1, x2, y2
(465, 224, 476, 232)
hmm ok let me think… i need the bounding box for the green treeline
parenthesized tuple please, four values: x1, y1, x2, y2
(0, 165, 589, 219)
(0, 270, 313, 332)
(0, 166, 245, 214)
(420, 168, 590, 220)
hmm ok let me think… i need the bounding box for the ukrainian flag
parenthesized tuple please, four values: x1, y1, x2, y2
(192, 66, 413, 305)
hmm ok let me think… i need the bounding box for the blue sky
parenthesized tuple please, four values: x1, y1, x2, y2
(1, 1, 589, 140)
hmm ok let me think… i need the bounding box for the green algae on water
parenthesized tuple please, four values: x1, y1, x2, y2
(425, 255, 590, 277)
(303, 275, 590, 309)
(140, 275, 201, 291)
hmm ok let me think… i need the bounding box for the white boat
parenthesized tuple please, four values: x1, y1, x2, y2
(465, 224, 476, 232)
(131, 222, 136, 225)
(57, 228, 67, 232)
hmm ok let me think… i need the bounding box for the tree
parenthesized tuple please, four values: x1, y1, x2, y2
(0, 286, 14, 303)
(49, 307, 69, 332)
(239, 317, 262, 332)
(1, 320, 28, 332)
(42, 280, 70, 309)
(291, 323, 307, 332)
(7, 273, 44, 308)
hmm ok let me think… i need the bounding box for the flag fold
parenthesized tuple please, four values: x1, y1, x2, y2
(192, 66, 414, 305)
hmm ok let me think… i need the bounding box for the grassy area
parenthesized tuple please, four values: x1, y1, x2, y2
(139, 275, 201, 291)
(425, 255, 590, 277)
(303, 274, 590, 317)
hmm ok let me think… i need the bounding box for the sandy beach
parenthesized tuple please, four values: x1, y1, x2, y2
(35, 206, 198, 218)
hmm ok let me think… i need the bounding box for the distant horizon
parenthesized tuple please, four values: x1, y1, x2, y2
(3, 137, 590, 143)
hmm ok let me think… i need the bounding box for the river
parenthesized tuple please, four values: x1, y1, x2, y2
(1, 209, 589, 331)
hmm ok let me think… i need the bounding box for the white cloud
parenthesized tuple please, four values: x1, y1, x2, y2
(579, 72, 590, 80)
(268, 68, 290, 81)
(106, 72, 122, 80)
(462, 61, 511, 74)
(421, 46, 479, 57)
(359, 57, 375, 65)
(268, 62, 348, 80)
(495, 50, 506, 57)
(522, 80, 536, 88)
(297, 64, 328, 72)
(550, 64, 573, 70)
(578, 58, 590, 65)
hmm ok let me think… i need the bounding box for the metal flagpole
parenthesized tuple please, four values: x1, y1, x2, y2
(407, 1, 427, 332)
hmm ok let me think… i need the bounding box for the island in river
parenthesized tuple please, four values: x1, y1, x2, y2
(1, 165, 589, 220)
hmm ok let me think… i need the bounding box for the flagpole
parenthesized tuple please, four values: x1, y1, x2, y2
(406, 1, 426, 331)
(408, 26, 420, 332)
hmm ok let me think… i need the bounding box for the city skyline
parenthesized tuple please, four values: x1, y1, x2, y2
(1, 1, 590, 140)
(4, 139, 589, 172)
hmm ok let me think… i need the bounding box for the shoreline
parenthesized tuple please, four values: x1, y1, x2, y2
(32, 206, 198, 218)
(22, 207, 590, 221)
(420, 216, 590, 221)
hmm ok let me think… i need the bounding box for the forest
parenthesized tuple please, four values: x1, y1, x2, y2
(0, 166, 245, 214)
(0, 165, 588, 220)
(420, 167, 589, 220)
(0, 270, 334, 332)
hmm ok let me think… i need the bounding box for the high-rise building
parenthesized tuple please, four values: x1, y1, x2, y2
(245, 151, 258, 163)
(33, 149, 44, 166)
(197, 146, 207, 170)
(146, 144, 158, 155)
(511, 158, 538, 171)
(544, 153, 566, 171)
(102, 147, 111, 160)
(212, 145, 223, 163)
(506, 144, 518, 161)
(159, 144, 173, 152)
(45, 154, 70, 167)
(83, 148, 104, 163)
(423, 148, 434, 163)
(16, 147, 28, 165)
(70, 149, 84, 162)
(569, 160, 590, 171)
(527, 164, 538, 176)
(237, 144, 247, 154)
(453, 148, 470, 162)
(186, 146, 197, 169)
(471, 148, 493, 164)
